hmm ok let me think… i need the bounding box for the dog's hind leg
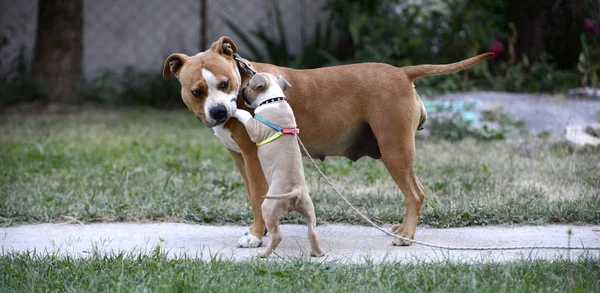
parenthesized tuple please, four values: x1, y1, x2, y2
(297, 195, 325, 257)
(258, 200, 285, 258)
(368, 95, 426, 246)
(381, 143, 425, 246)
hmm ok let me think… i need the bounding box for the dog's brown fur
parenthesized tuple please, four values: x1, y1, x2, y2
(163, 37, 493, 246)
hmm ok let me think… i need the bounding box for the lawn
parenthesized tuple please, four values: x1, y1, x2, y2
(1, 250, 599, 292)
(2, 108, 600, 292)
(1, 108, 599, 227)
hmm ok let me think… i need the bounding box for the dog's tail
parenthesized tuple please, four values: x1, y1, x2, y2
(264, 189, 302, 200)
(403, 53, 494, 81)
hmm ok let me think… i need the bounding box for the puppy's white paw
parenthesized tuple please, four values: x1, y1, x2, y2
(237, 234, 262, 248)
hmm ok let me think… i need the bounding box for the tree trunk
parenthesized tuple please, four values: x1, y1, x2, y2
(509, 0, 586, 69)
(508, 0, 555, 63)
(546, 0, 586, 69)
(33, 0, 83, 104)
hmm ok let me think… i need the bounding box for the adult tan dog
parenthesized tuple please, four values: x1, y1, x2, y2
(233, 72, 324, 258)
(163, 36, 492, 248)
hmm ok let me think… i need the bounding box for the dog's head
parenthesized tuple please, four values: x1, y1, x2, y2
(162, 36, 242, 127)
(242, 73, 291, 108)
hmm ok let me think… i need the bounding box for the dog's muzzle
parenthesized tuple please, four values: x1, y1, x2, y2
(209, 104, 228, 124)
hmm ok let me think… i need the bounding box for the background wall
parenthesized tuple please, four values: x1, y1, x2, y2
(0, 0, 328, 78)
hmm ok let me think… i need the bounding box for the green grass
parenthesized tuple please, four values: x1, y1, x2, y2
(1, 109, 599, 227)
(1, 250, 599, 292)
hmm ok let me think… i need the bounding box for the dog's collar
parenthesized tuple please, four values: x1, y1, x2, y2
(259, 97, 286, 106)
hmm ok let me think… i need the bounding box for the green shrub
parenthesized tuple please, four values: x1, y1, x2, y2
(224, 0, 338, 69)
(425, 103, 524, 141)
(119, 68, 183, 108)
(81, 67, 183, 108)
(0, 48, 45, 106)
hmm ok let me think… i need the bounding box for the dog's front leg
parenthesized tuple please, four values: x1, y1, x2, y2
(228, 120, 268, 248)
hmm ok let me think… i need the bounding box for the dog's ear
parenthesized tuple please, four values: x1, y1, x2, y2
(163, 53, 189, 79)
(210, 36, 238, 58)
(276, 75, 291, 92)
(249, 73, 267, 91)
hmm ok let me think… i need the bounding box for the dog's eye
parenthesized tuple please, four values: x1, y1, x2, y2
(191, 89, 203, 97)
(219, 80, 229, 90)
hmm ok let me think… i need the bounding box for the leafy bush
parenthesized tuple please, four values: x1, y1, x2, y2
(119, 68, 183, 108)
(0, 48, 45, 106)
(424, 102, 524, 141)
(224, 0, 338, 69)
(81, 70, 120, 105)
(579, 33, 600, 89)
(231, 0, 597, 95)
(81, 67, 183, 108)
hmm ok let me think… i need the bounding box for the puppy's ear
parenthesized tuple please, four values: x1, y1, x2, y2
(210, 36, 238, 58)
(249, 73, 267, 90)
(163, 53, 189, 79)
(276, 75, 291, 92)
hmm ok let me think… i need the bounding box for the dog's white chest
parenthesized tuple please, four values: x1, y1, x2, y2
(213, 125, 241, 153)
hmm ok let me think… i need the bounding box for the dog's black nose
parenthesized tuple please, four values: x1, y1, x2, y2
(209, 104, 228, 122)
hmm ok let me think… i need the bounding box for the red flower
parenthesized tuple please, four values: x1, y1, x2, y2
(584, 19, 599, 37)
(488, 40, 504, 60)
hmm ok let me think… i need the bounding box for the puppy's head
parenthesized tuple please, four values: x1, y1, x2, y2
(242, 73, 291, 108)
(162, 36, 242, 127)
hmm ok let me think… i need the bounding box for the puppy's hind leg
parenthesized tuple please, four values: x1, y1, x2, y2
(298, 195, 324, 257)
(258, 200, 285, 258)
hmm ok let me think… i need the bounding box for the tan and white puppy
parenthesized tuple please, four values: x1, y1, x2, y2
(233, 73, 324, 258)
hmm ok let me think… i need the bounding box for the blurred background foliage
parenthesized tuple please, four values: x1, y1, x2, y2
(230, 0, 600, 95)
(1, 0, 599, 108)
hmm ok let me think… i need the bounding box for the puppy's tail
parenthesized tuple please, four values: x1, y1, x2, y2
(403, 53, 494, 81)
(264, 189, 302, 200)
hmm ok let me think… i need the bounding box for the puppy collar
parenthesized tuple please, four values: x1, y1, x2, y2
(259, 97, 286, 106)
(254, 114, 299, 146)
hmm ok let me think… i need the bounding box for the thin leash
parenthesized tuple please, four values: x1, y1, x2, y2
(233, 52, 599, 251)
(295, 135, 600, 251)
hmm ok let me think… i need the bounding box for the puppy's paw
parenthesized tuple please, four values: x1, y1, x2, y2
(392, 231, 414, 246)
(237, 234, 263, 248)
(310, 249, 325, 257)
(234, 109, 252, 124)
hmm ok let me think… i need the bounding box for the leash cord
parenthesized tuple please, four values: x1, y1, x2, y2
(296, 135, 600, 251)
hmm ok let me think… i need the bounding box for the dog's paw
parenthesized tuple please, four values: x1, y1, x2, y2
(237, 234, 263, 248)
(390, 224, 403, 234)
(310, 249, 325, 257)
(257, 249, 270, 258)
(392, 232, 414, 246)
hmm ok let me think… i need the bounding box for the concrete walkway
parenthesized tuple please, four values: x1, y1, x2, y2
(2, 223, 599, 263)
(431, 91, 600, 135)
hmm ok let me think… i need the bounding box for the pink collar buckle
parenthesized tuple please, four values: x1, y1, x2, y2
(281, 128, 299, 134)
